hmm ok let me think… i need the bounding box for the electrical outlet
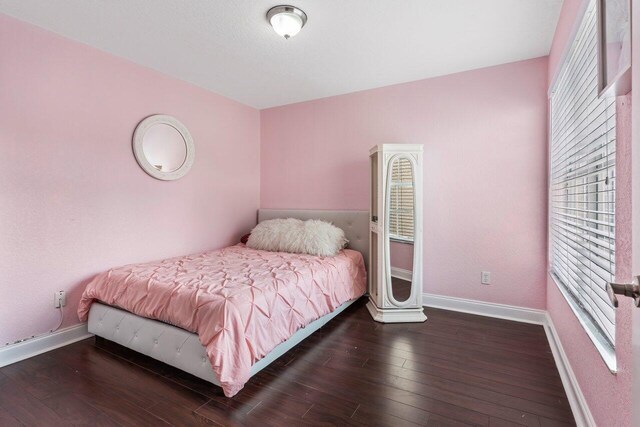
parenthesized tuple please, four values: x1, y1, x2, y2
(54, 290, 66, 308)
(481, 271, 491, 285)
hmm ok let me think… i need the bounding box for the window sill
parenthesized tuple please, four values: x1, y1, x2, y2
(389, 237, 413, 244)
(549, 272, 617, 374)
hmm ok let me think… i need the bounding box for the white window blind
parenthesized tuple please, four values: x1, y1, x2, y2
(550, 1, 616, 347)
(389, 158, 414, 241)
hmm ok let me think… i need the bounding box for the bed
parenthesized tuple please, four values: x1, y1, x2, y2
(78, 209, 369, 397)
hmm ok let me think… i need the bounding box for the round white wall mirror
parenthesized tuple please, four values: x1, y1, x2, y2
(132, 115, 195, 180)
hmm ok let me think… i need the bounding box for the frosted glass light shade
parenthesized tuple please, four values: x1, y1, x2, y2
(270, 13, 302, 38)
(267, 6, 307, 39)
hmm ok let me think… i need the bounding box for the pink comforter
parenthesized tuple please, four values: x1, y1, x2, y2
(77, 244, 366, 397)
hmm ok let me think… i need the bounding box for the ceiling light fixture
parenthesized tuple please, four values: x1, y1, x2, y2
(267, 5, 307, 39)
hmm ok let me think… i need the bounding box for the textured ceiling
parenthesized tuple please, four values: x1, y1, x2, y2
(0, 0, 563, 109)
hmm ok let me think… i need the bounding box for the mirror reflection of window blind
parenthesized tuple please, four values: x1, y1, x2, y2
(389, 158, 414, 241)
(550, 1, 616, 346)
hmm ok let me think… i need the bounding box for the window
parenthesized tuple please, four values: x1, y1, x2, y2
(388, 157, 414, 242)
(549, 0, 616, 355)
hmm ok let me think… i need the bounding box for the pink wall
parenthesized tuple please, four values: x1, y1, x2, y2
(261, 57, 549, 309)
(390, 241, 413, 271)
(0, 15, 260, 345)
(548, 0, 587, 85)
(545, 2, 633, 425)
(632, 1, 640, 422)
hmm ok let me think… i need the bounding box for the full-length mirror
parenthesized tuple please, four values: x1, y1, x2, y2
(386, 155, 415, 304)
(133, 115, 195, 180)
(368, 144, 424, 323)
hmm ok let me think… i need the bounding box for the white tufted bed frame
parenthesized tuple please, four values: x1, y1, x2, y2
(88, 209, 369, 391)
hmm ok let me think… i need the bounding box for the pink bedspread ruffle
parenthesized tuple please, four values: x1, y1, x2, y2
(77, 244, 366, 397)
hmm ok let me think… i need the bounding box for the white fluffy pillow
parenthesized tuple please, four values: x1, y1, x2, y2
(246, 218, 348, 257)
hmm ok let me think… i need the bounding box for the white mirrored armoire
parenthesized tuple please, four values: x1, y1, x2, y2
(367, 144, 426, 323)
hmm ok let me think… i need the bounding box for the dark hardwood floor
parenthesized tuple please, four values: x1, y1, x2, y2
(0, 298, 575, 426)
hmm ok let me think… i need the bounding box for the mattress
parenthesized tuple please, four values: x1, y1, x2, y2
(78, 243, 366, 396)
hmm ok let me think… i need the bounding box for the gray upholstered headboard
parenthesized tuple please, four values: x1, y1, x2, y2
(257, 209, 369, 271)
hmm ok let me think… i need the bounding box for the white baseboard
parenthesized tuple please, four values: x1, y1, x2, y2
(0, 323, 93, 368)
(390, 266, 413, 281)
(544, 314, 595, 427)
(422, 293, 547, 325)
(421, 292, 594, 426)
